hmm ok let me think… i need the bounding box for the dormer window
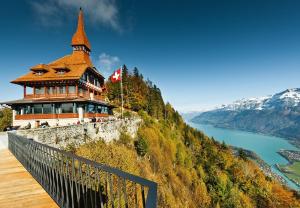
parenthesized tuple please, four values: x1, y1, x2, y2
(30, 64, 49, 75)
(54, 67, 70, 75)
(35, 71, 45, 76)
(57, 69, 66, 75)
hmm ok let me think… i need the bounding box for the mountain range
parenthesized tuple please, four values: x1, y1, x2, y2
(191, 88, 300, 145)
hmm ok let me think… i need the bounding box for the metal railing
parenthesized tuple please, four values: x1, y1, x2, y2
(8, 133, 157, 208)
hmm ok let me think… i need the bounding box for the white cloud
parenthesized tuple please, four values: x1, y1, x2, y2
(97, 53, 120, 73)
(30, 0, 121, 31)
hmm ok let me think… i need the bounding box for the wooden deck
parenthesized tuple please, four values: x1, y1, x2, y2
(0, 149, 58, 208)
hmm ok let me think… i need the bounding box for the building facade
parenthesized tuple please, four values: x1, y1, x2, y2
(4, 9, 113, 128)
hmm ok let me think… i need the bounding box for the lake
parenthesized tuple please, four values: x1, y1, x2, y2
(188, 122, 300, 190)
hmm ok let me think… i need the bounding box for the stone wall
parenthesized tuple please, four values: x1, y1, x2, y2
(16, 118, 142, 149)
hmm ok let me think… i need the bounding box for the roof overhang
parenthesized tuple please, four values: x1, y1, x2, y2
(1, 98, 114, 108)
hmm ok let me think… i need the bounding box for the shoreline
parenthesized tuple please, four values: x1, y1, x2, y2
(276, 150, 300, 188)
(191, 121, 300, 148)
(188, 121, 300, 190)
(231, 146, 287, 186)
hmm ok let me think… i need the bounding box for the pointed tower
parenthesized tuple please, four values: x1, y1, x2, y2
(71, 8, 91, 54)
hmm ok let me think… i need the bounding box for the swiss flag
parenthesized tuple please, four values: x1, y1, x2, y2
(110, 69, 121, 83)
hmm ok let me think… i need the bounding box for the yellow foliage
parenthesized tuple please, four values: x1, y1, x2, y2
(74, 112, 300, 208)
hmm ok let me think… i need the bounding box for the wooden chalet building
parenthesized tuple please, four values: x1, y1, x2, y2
(4, 9, 113, 128)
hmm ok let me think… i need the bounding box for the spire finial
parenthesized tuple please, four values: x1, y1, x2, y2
(71, 8, 91, 52)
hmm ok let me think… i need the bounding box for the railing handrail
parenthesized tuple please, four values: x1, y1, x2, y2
(26, 134, 157, 187)
(8, 132, 157, 208)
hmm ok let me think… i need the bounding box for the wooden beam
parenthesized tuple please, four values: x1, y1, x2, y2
(23, 85, 26, 98)
(76, 83, 79, 96)
(44, 86, 47, 97)
(66, 85, 69, 96)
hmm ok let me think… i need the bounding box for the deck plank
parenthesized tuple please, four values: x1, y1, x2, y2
(0, 149, 58, 208)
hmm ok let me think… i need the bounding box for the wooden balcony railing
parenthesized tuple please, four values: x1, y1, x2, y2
(25, 93, 105, 102)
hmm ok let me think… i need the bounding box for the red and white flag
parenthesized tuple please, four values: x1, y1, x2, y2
(110, 68, 121, 83)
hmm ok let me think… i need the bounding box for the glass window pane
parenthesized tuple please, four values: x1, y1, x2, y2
(48, 87, 55, 94)
(88, 104, 95, 113)
(97, 105, 102, 113)
(68, 86, 76, 94)
(35, 87, 44, 95)
(73, 103, 77, 113)
(34, 104, 43, 114)
(43, 104, 52, 114)
(61, 103, 73, 113)
(25, 105, 31, 114)
(59, 86, 66, 94)
(79, 87, 83, 94)
(55, 104, 61, 114)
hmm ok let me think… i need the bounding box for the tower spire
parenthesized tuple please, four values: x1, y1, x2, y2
(71, 8, 91, 53)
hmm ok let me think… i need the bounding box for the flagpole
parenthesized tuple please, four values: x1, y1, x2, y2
(120, 65, 124, 120)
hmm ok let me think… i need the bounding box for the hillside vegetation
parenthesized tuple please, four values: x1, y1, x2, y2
(75, 66, 300, 207)
(0, 108, 12, 131)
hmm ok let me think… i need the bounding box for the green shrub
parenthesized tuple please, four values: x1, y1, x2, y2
(238, 149, 248, 161)
(118, 131, 132, 146)
(0, 108, 12, 131)
(123, 111, 132, 118)
(134, 137, 148, 157)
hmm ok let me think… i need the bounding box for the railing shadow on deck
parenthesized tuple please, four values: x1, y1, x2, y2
(8, 133, 157, 208)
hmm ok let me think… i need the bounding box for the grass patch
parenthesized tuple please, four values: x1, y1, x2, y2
(280, 161, 300, 185)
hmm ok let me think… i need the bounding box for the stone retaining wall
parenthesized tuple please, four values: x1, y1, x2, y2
(16, 118, 141, 149)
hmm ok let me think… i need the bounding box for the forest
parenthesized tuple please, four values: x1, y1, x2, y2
(75, 66, 300, 208)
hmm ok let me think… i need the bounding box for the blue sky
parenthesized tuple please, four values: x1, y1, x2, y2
(1, 0, 300, 112)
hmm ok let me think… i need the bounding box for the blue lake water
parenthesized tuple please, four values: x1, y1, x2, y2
(188, 122, 300, 190)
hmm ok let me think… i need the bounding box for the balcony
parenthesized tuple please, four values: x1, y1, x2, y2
(24, 93, 105, 102)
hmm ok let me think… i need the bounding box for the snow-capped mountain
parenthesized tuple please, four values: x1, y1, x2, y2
(192, 88, 300, 143)
(216, 88, 300, 111)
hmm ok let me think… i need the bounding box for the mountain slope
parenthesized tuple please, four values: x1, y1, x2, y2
(192, 88, 300, 142)
(87, 70, 300, 207)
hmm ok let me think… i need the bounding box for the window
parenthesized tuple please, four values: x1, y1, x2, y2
(89, 75, 94, 84)
(68, 86, 76, 94)
(59, 86, 66, 94)
(35, 87, 44, 95)
(57, 70, 66, 75)
(102, 107, 108, 114)
(87, 104, 95, 113)
(15, 107, 21, 115)
(79, 87, 83, 94)
(61, 103, 73, 113)
(34, 104, 43, 114)
(48, 87, 56, 95)
(43, 104, 52, 114)
(55, 104, 61, 114)
(97, 105, 102, 113)
(35, 71, 44, 76)
(24, 105, 33, 114)
(73, 103, 77, 113)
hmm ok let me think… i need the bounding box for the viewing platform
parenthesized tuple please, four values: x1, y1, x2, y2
(0, 149, 58, 208)
(0, 132, 157, 207)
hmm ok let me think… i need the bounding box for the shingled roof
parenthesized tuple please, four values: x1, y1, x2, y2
(11, 9, 101, 85)
(71, 8, 91, 51)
